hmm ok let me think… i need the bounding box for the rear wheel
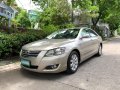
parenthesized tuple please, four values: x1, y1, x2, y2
(96, 45, 102, 56)
(66, 51, 79, 74)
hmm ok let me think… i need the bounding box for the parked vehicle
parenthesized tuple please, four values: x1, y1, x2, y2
(20, 27, 103, 74)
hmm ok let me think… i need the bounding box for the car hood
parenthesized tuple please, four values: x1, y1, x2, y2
(22, 39, 75, 51)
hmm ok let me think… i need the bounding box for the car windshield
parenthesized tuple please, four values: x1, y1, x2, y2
(46, 29, 80, 39)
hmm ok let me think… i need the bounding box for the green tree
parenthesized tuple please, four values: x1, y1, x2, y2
(104, 12, 120, 36)
(33, 0, 71, 28)
(2, 0, 15, 6)
(12, 10, 31, 28)
(7, 0, 15, 6)
(74, 0, 120, 30)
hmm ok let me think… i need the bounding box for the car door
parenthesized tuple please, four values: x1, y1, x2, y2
(79, 28, 93, 62)
(88, 29, 99, 54)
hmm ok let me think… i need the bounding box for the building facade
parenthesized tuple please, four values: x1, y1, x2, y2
(0, 1, 18, 27)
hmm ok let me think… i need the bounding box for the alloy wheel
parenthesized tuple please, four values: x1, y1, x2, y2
(70, 54, 79, 71)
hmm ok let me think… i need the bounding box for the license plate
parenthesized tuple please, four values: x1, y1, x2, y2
(21, 59, 30, 66)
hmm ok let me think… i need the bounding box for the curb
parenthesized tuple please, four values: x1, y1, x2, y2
(0, 62, 20, 73)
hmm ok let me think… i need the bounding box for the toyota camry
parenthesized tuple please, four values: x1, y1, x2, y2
(20, 27, 102, 74)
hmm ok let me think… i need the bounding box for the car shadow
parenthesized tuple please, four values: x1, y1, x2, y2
(20, 68, 68, 81)
(20, 55, 100, 80)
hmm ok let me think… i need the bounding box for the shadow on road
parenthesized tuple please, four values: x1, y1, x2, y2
(20, 68, 68, 81)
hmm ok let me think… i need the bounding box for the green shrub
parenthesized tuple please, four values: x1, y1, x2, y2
(58, 23, 75, 29)
(42, 24, 74, 35)
(42, 24, 59, 35)
(0, 30, 47, 58)
(65, 23, 75, 28)
(0, 24, 75, 58)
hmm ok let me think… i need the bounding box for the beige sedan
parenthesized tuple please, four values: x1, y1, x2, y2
(20, 27, 102, 74)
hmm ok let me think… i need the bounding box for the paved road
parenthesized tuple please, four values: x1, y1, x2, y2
(0, 37, 120, 90)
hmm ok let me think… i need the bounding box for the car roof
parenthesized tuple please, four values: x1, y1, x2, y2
(59, 27, 91, 31)
(68, 27, 90, 30)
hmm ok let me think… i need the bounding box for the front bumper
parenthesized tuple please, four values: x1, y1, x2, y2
(20, 51, 68, 73)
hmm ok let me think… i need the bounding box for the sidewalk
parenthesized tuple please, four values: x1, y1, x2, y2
(0, 62, 20, 73)
(103, 36, 119, 43)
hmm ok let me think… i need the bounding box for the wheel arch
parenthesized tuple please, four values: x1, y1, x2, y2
(71, 49, 81, 63)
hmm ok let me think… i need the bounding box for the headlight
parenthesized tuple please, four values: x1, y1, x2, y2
(45, 47, 65, 57)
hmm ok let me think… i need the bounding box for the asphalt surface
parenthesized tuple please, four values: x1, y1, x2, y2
(0, 37, 120, 90)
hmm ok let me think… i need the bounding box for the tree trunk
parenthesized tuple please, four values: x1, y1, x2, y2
(91, 13, 102, 31)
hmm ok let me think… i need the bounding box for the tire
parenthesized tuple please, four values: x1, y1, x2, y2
(66, 51, 79, 74)
(96, 45, 102, 56)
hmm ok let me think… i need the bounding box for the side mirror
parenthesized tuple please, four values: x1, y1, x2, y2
(82, 35, 90, 38)
(79, 35, 89, 40)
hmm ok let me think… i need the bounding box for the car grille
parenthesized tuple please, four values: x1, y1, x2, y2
(21, 50, 40, 57)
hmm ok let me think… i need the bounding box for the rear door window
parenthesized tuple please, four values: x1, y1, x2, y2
(89, 29, 98, 37)
(81, 29, 90, 38)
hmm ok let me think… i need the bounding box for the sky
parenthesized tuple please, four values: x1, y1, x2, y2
(16, 0, 37, 10)
(16, 0, 72, 11)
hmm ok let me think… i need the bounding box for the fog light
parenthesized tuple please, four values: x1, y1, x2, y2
(45, 64, 59, 69)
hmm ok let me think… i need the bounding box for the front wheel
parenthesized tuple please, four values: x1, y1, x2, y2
(66, 51, 79, 74)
